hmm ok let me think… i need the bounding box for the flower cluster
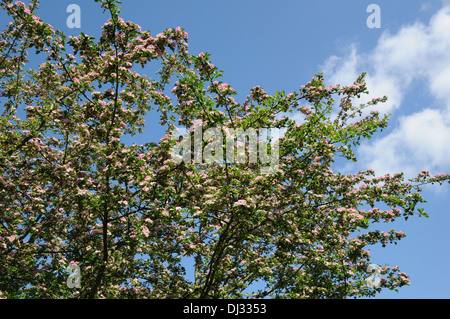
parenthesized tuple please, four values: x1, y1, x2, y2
(0, 0, 448, 300)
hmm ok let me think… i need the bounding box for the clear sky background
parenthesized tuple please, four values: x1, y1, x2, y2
(2, 0, 450, 298)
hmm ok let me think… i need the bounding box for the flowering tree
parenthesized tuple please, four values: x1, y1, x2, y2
(1, 0, 449, 299)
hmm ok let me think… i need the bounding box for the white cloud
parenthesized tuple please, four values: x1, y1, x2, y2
(319, 3, 450, 179)
(359, 109, 450, 177)
(321, 45, 361, 88)
(420, 2, 433, 11)
(429, 65, 450, 102)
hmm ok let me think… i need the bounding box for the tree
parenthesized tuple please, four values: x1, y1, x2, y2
(0, 0, 449, 299)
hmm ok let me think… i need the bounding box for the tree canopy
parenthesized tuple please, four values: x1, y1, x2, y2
(0, 0, 449, 299)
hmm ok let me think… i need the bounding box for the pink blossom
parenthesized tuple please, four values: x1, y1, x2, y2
(119, 200, 129, 206)
(233, 199, 248, 207)
(141, 226, 150, 237)
(7, 235, 17, 242)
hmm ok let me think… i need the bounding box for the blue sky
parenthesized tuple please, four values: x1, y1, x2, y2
(2, 0, 450, 298)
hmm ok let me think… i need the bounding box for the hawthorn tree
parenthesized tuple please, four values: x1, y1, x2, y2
(0, 0, 449, 299)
